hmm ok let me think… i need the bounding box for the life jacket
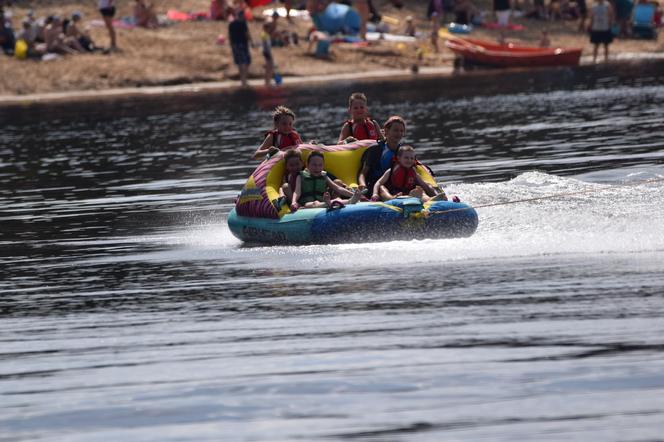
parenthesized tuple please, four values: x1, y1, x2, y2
(298, 170, 328, 204)
(388, 164, 417, 194)
(267, 129, 302, 150)
(367, 140, 401, 180)
(345, 118, 380, 141)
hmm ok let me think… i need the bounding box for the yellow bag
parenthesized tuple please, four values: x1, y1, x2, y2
(15, 39, 28, 60)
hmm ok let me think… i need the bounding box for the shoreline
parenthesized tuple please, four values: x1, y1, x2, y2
(2, 55, 664, 111)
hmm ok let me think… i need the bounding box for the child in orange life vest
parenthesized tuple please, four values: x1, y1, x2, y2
(290, 152, 362, 211)
(279, 148, 304, 205)
(371, 145, 445, 202)
(337, 92, 383, 144)
(253, 106, 303, 160)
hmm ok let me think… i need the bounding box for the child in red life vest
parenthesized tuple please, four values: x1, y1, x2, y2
(290, 152, 362, 211)
(253, 106, 303, 160)
(337, 92, 383, 144)
(371, 145, 446, 202)
(279, 149, 304, 205)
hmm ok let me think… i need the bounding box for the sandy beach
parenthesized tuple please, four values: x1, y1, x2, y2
(1, 0, 663, 98)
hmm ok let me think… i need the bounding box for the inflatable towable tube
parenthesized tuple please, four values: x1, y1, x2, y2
(228, 141, 479, 245)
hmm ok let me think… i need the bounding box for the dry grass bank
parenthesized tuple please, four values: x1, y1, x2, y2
(1, 0, 662, 95)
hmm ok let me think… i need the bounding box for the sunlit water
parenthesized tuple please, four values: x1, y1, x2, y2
(2, 80, 664, 441)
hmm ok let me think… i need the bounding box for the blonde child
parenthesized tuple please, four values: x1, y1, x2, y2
(291, 152, 362, 211)
(253, 106, 303, 160)
(337, 92, 382, 144)
(371, 145, 446, 202)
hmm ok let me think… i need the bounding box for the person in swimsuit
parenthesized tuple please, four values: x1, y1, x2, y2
(98, 0, 117, 52)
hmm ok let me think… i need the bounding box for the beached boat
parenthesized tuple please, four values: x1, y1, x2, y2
(228, 141, 478, 245)
(445, 36, 582, 68)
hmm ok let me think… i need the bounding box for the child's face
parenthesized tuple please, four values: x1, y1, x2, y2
(385, 122, 405, 143)
(285, 157, 302, 174)
(307, 156, 325, 175)
(398, 150, 416, 168)
(276, 116, 294, 134)
(349, 99, 368, 120)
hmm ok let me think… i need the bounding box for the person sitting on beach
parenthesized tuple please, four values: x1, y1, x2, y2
(371, 145, 444, 202)
(290, 151, 362, 211)
(454, 0, 480, 25)
(45, 16, 81, 54)
(279, 148, 304, 205)
(65, 12, 95, 51)
(357, 115, 406, 195)
(338, 92, 382, 144)
(404, 15, 417, 36)
(0, 9, 16, 55)
(210, 0, 230, 20)
(17, 18, 45, 57)
(134, 0, 158, 29)
(254, 106, 303, 160)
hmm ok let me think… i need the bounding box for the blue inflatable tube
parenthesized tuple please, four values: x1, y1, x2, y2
(228, 197, 478, 245)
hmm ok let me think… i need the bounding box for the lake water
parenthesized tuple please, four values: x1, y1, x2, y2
(2, 75, 664, 441)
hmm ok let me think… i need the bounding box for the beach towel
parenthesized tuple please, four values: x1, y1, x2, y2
(89, 18, 136, 29)
(248, 0, 272, 7)
(263, 7, 310, 19)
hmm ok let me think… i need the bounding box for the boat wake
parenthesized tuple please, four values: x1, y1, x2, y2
(73, 169, 664, 271)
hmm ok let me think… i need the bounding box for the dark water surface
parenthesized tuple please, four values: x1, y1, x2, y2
(2, 77, 664, 441)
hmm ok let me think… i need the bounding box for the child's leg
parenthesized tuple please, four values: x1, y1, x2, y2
(281, 183, 293, 202)
(379, 185, 398, 201)
(408, 186, 424, 200)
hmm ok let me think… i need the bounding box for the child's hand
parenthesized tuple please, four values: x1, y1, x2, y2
(290, 202, 299, 212)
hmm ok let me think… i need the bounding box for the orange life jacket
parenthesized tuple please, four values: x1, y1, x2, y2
(345, 118, 380, 141)
(388, 164, 417, 194)
(267, 130, 302, 150)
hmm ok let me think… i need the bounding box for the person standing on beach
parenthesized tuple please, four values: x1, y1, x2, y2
(98, 0, 117, 52)
(494, 0, 512, 27)
(229, 10, 252, 87)
(588, 0, 614, 63)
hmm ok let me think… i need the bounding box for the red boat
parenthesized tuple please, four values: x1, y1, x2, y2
(445, 36, 582, 68)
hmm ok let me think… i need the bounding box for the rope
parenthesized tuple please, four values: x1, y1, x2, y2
(434, 176, 664, 214)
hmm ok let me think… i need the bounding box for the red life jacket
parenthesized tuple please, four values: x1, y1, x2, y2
(388, 164, 417, 194)
(345, 118, 380, 141)
(267, 130, 302, 150)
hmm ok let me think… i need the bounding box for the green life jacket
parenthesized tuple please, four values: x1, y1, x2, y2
(299, 170, 328, 204)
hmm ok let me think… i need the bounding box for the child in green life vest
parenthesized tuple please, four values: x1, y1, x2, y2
(290, 152, 362, 211)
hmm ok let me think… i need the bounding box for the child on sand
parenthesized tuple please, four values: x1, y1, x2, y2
(371, 145, 445, 202)
(253, 106, 303, 160)
(291, 152, 362, 211)
(279, 148, 304, 205)
(337, 92, 383, 144)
